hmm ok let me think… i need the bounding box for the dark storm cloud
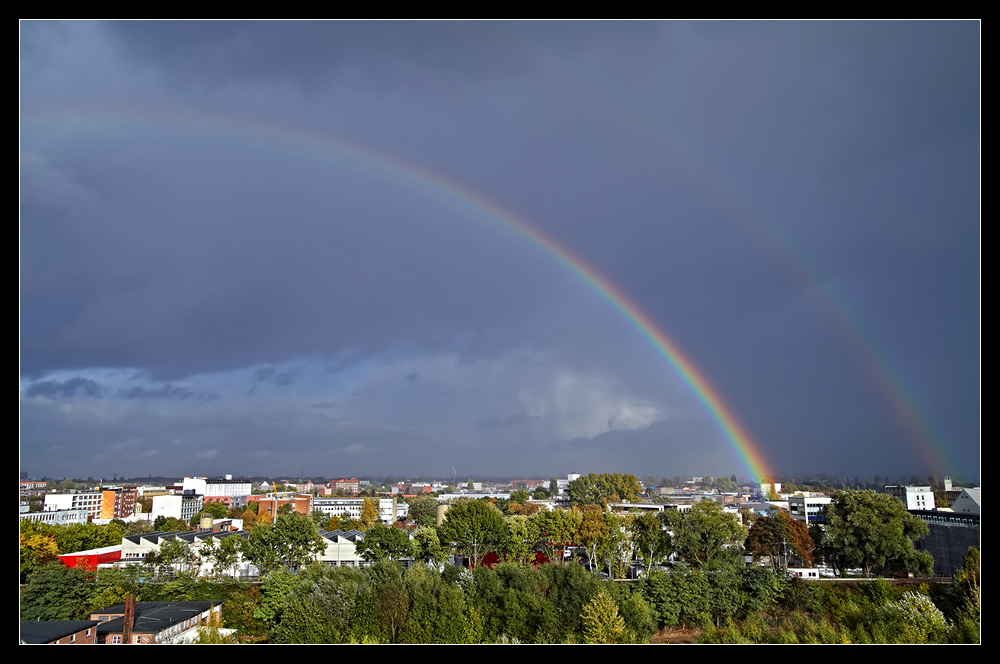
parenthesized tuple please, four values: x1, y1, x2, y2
(24, 377, 102, 399)
(20, 21, 979, 481)
(101, 21, 660, 92)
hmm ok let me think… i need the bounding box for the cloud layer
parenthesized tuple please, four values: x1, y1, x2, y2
(20, 21, 979, 481)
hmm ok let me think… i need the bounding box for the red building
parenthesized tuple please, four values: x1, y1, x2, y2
(59, 544, 122, 570)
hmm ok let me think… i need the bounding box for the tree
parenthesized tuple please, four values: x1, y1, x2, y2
(744, 512, 814, 573)
(406, 495, 439, 528)
(200, 501, 229, 520)
(241, 512, 326, 576)
(822, 490, 932, 577)
(549, 477, 559, 496)
(412, 526, 449, 566)
(20, 563, 91, 621)
(438, 499, 506, 569)
(582, 589, 629, 644)
(202, 534, 241, 578)
(566, 473, 641, 506)
(467, 479, 475, 491)
(716, 476, 737, 493)
(359, 498, 381, 531)
(576, 504, 609, 570)
(632, 512, 672, 571)
(509, 489, 530, 504)
(357, 523, 414, 562)
(665, 500, 746, 569)
(154, 537, 201, 576)
(532, 508, 581, 564)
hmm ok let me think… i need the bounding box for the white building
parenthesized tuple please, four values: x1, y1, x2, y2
(151, 494, 204, 523)
(44, 491, 103, 520)
(119, 530, 258, 578)
(22, 508, 90, 525)
(787, 494, 831, 524)
(313, 497, 397, 524)
(181, 476, 252, 507)
(950, 488, 981, 515)
(885, 485, 935, 511)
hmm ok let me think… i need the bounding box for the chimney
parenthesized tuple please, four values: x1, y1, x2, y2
(122, 594, 136, 644)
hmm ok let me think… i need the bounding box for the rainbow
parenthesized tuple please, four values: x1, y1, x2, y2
(24, 109, 783, 479)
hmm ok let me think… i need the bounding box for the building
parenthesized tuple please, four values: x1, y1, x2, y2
(313, 496, 397, 524)
(329, 477, 360, 494)
(21, 507, 89, 525)
(59, 544, 123, 570)
(912, 510, 980, 577)
(181, 476, 252, 508)
(100, 485, 138, 520)
(119, 530, 257, 578)
(885, 485, 935, 511)
(20, 620, 99, 644)
(318, 529, 366, 567)
(249, 493, 314, 519)
(787, 494, 831, 524)
(91, 597, 222, 644)
(950, 488, 981, 515)
(44, 491, 103, 520)
(151, 493, 204, 523)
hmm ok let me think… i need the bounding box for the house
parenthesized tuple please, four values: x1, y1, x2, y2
(90, 596, 222, 644)
(20, 620, 99, 644)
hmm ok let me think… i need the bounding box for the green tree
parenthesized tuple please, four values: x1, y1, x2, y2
(576, 504, 609, 571)
(582, 589, 629, 643)
(531, 508, 581, 564)
(822, 490, 932, 577)
(311, 509, 329, 527)
(200, 501, 230, 520)
(665, 500, 746, 569)
(202, 534, 242, 578)
(509, 489, 530, 504)
(566, 473, 642, 506)
(412, 526, 449, 566)
(153, 537, 201, 576)
(20, 563, 91, 621)
(438, 499, 506, 569)
(716, 476, 737, 493)
(406, 495, 439, 528)
(357, 523, 414, 562)
(632, 511, 672, 571)
(500, 515, 536, 566)
(241, 512, 325, 576)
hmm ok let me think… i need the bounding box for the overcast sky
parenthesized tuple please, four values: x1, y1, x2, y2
(20, 21, 979, 483)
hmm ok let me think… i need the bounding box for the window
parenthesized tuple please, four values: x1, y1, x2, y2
(112, 635, 121, 644)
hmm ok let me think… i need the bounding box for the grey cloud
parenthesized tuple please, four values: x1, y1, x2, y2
(24, 377, 102, 399)
(19, 22, 980, 481)
(118, 384, 194, 400)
